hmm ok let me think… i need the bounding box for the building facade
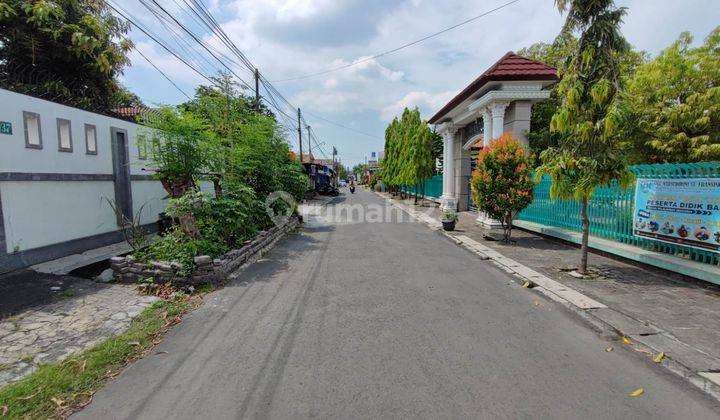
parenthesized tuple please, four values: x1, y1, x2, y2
(0, 89, 210, 274)
(428, 52, 558, 222)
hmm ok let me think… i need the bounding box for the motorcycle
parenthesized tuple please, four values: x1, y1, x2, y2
(349, 185, 355, 194)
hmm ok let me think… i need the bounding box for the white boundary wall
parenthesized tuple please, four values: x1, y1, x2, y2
(0, 89, 210, 273)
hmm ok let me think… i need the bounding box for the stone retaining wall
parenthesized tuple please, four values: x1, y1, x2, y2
(109, 216, 300, 288)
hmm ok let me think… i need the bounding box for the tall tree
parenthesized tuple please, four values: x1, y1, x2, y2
(380, 107, 435, 201)
(0, 0, 135, 112)
(537, 0, 634, 275)
(519, 38, 645, 164)
(621, 27, 720, 163)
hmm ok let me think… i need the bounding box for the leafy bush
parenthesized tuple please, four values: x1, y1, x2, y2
(128, 75, 308, 277)
(471, 134, 534, 242)
(135, 228, 226, 276)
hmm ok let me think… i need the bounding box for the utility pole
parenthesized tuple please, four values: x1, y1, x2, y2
(297, 108, 303, 162)
(254, 68, 260, 112)
(306, 125, 312, 160)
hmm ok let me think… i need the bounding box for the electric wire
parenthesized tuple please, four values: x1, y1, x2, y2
(271, 0, 521, 82)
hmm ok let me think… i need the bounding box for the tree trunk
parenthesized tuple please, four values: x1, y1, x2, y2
(503, 211, 513, 242)
(414, 183, 419, 205)
(212, 176, 222, 200)
(159, 176, 200, 239)
(580, 196, 590, 274)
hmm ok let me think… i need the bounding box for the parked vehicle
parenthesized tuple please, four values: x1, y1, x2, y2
(318, 183, 339, 196)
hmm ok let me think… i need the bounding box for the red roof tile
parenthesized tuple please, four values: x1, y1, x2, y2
(428, 52, 558, 124)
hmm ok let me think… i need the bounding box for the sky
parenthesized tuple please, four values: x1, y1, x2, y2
(118, 0, 720, 167)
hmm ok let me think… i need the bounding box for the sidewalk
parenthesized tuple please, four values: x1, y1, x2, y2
(381, 192, 720, 398)
(0, 267, 158, 388)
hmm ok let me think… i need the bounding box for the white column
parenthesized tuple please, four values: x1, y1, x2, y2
(438, 122, 457, 211)
(490, 101, 510, 139)
(481, 107, 493, 147)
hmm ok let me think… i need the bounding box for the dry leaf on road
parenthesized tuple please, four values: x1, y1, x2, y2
(605, 346, 613, 352)
(630, 388, 644, 397)
(653, 352, 665, 363)
(622, 336, 632, 345)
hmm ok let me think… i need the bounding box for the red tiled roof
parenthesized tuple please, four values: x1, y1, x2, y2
(111, 107, 149, 117)
(428, 52, 558, 124)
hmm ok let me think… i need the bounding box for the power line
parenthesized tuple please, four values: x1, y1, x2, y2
(111, 0, 352, 158)
(133, 45, 192, 99)
(303, 110, 381, 140)
(106, 1, 216, 86)
(142, 0, 254, 90)
(271, 0, 521, 82)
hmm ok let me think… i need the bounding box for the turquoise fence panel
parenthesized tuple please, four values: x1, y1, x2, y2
(401, 175, 443, 198)
(518, 162, 720, 267)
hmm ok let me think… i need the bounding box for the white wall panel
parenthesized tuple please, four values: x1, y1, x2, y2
(131, 180, 167, 225)
(1, 181, 117, 252)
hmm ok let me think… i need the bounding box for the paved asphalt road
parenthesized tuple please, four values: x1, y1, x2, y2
(75, 189, 719, 419)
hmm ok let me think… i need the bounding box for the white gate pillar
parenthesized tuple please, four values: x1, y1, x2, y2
(490, 101, 510, 139)
(481, 107, 493, 147)
(437, 122, 458, 211)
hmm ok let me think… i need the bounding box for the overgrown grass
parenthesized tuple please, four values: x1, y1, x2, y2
(0, 296, 195, 419)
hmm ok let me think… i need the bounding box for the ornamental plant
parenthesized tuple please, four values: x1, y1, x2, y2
(537, 0, 634, 274)
(471, 134, 534, 242)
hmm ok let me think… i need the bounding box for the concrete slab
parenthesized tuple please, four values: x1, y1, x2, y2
(31, 240, 134, 275)
(589, 308, 662, 335)
(699, 372, 720, 387)
(630, 333, 720, 372)
(552, 288, 607, 309)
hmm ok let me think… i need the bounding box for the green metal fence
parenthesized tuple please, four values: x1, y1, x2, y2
(518, 162, 720, 267)
(401, 175, 443, 198)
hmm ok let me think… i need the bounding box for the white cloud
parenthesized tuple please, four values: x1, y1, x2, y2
(381, 90, 455, 121)
(121, 0, 720, 165)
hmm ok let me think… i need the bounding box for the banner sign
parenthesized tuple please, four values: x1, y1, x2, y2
(633, 178, 720, 252)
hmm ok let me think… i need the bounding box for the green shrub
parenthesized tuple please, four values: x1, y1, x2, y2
(135, 228, 226, 276)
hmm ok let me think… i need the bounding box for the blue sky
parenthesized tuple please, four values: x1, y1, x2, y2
(118, 0, 720, 167)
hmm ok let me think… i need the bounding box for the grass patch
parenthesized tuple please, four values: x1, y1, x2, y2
(0, 295, 196, 419)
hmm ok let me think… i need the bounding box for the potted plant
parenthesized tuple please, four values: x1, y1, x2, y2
(441, 210, 458, 231)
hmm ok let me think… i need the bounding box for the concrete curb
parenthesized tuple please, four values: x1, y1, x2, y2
(377, 191, 720, 402)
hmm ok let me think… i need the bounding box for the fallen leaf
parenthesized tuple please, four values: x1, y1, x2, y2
(633, 348, 652, 355)
(1, 405, 8, 416)
(629, 388, 644, 397)
(605, 346, 613, 352)
(16, 391, 40, 401)
(50, 397, 64, 407)
(522, 281, 531, 288)
(622, 336, 632, 345)
(533, 301, 540, 306)
(653, 352, 665, 363)
(155, 351, 169, 355)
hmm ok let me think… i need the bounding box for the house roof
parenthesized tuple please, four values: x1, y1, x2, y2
(111, 107, 158, 122)
(428, 52, 558, 124)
